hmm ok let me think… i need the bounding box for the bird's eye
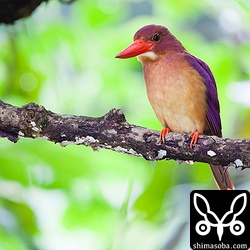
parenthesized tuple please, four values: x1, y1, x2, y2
(152, 34, 160, 42)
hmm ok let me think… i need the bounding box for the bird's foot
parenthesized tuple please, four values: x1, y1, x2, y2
(189, 131, 200, 148)
(160, 128, 171, 143)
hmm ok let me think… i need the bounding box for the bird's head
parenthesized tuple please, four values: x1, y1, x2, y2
(116, 24, 184, 61)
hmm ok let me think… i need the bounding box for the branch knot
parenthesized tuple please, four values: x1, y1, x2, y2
(103, 108, 126, 124)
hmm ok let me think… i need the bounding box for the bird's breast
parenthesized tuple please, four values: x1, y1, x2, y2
(142, 53, 208, 133)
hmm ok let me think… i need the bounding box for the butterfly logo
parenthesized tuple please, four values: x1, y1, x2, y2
(193, 193, 247, 241)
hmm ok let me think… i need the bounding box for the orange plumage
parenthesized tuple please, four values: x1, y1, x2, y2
(116, 24, 234, 190)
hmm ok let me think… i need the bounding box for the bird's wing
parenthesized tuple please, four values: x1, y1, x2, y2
(185, 53, 222, 137)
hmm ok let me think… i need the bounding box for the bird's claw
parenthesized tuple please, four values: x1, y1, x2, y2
(160, 128, 171, 143)
(189, 131, 200, 148)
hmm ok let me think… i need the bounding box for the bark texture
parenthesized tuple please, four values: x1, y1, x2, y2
(0, 100, 249, 169)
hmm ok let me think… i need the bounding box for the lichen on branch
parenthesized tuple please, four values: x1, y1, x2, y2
(0, 100, 249, 169)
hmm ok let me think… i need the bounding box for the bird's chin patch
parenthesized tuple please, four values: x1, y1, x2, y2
(137, 51, 157, 62)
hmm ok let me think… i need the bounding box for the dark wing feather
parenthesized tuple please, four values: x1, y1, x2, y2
(185, 54, 234, 190)
(185, 53, 222, 137)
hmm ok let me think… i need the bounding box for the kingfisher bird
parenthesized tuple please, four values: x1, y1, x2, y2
(116, 24, 234, 190)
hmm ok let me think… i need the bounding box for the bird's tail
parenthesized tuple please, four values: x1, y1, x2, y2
(209, 164, 234, 190)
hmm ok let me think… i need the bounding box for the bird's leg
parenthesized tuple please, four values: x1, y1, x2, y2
(160, 128, 171, 143)
(189, 131, 200, 148)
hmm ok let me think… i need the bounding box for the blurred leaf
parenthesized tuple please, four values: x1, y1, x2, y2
(134, 161, 177, 221)
(2, 200, 38, 235)
(0, 227, 30, 250)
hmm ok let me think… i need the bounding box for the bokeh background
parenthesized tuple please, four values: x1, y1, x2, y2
(0, 0, 250, 249)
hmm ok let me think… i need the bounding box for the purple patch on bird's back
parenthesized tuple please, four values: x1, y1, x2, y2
(185, 54, 222, 137)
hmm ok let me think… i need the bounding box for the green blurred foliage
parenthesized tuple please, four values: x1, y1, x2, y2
(0, 0, 249, 249)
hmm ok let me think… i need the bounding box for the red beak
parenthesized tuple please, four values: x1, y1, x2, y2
(116, 39, 154, 59)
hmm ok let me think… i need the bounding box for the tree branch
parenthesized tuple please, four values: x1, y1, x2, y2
(0, 0, 48, 24)
(0, 100, 249, 169)
(0, 0, 76, 24)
